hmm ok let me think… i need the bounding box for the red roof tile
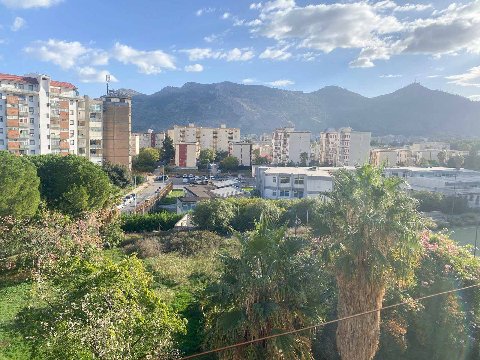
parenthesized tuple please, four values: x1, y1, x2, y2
(50, 80, 77, 89)
(0, 73, 38, 85)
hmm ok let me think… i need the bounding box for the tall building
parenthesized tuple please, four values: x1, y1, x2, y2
(318, 127, 371, 166)
(229, 142, 252, 166)
(168, 123, 240, 153)
(0, 73, 81, 156)
(102, 93, 132, 169)
(77, 96, 104, 165)
(272, 127, 311, 165)
(133, 129, 165, 150)
(175, 142, 198, 168)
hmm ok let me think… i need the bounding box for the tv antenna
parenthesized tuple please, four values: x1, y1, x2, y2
(106, 74, 111, 95)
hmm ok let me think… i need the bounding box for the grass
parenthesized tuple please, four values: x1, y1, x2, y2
(0, 278, 32, 359)
(158, 189, 184, 205)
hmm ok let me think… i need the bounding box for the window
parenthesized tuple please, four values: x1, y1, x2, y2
(0, 139, 4, 145)
(70, 130, 75, 137)
(47, 135, 50, 139)
(280, 190, 290, 197)
(0, 116, 2, 122)
(30, 118, 34, 124)
(29, 140, 35, 145)
(294, 176, 304, 185)
(70, 100, 74, 105)
(280, 176, 290, 184)
(70, 110, 74, 115)
(29, 96, 33, 102)
(28, 85, 33, 91)
(30, 150, 35, 155)
(293, 190, 304, 198)
(272, 176, 277, 183)
(47, 124, 49, 129)
(70, 120, 74, 125)
(29, 129, 34, 135)
(46, 113, 49, 118)
(18, 84, 24, 89)
(70, 140, 75, 145)
(0, 128, 3, 134)
(29, 107, 34, 114)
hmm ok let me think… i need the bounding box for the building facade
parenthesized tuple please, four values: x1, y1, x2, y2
(318, 127, 371, 166)
(175, 142, 198, 168)
(272, 127, 311, 165)
(229, 142, 252, 167)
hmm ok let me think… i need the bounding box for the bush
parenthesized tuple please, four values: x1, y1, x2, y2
(191, 199, 235, 234)
(413, 191, 469, 214)
(121, 212, 183, 232)
(229, 198, 284, 232)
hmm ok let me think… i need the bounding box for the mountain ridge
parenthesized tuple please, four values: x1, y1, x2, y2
(130, 82, 480, 136)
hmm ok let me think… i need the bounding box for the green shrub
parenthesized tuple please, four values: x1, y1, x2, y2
(121, 212, 182, 232)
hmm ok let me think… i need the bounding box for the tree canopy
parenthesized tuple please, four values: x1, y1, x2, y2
(132, 147, 160, 173)
(0, 151, 40, 218)
(161, 135, 175, 164)
(30, 155, 114, 217)
(198, 149, 215, 169)
(220, 156, 239, 171)
(102, 161, 132, 188)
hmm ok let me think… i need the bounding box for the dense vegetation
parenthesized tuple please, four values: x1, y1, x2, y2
(413, 190, 470, 214)
(121, 211, 183, 232)
(2, 164, 480, 360)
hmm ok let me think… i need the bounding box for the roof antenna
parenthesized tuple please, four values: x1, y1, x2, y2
(106, 74, 110, 95)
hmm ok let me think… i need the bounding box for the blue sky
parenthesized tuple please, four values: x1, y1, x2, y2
(0, 0, 479, 100)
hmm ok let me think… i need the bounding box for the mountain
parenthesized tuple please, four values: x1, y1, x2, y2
(115, 88, 144, 97)
(131, 82, 480, 136)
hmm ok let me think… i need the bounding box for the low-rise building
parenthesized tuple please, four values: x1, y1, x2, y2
(370, 148, 398, 166)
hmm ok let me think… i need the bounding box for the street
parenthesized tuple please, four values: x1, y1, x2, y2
(121, 177, 169, 214)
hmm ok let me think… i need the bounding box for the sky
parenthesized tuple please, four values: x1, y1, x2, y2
(0, 0, 479, 100)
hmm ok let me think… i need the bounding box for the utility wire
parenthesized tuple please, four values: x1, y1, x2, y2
(179, 283, 480, 360)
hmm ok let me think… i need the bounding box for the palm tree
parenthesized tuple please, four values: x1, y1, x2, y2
(206, 218, 329, 360)
(315, 165, 424, 360)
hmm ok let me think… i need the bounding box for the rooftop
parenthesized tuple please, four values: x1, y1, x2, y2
(262, 166, 355, 177)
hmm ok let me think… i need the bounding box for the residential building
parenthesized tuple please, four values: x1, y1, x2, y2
(255, 166, 343, 199)
(370, 148, 399, 166)
(168, 123, 240, 153)
(102, 93, 132, 169)
(272, 127, 311, 165)
(134, 129, 165, 150)
(175, 142, 198, 168)
(229, 142, 252, 166)
(80, 96, 104, 165)
(130, 133, 140, 157)
(317, 127, 371, 166)
(0, 73, 81, 156)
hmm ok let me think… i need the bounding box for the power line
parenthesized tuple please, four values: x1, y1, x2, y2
(179, 283, 480, 360)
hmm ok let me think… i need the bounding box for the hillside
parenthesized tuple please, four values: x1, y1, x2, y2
(130, 82, 480, 136)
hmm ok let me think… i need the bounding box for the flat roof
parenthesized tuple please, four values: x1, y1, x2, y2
(262, 166, 355, 177)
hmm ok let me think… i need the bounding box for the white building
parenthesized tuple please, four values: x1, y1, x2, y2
(130, 133, 140, 157)
(272, 127, 311, 165)
(318, 127, 371, 166)
(133, 129, 166, 150)
(229, 142, 252, 167)
(175, 142, 198, 168)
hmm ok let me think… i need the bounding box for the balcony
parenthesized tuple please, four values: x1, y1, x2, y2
(7, 141, 20, 150)
(60, 132, 69, 140)
(7, 119, 19, 127)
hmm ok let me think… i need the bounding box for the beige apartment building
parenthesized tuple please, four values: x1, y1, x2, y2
(101, 93, 132, 169)
(317, 127, 371, 166)
(272, 127, 311, 165)
(133, 129, 166, 150)
(229, 142, 252, 166)
(175, 142, 198, 168)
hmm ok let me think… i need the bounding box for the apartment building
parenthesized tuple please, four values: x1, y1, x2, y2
(168, 123, 240, 153)
(317, 127, 371, 166)
(77, 96, 104, 165)
(229, 142, 252, 166)
(134, 129, 165, 150)
(130, 134, 140, 156)
(370, 148, 399, 166)
(0, 73, 81, 156)
(175, 142, 198, 168)
(272, 127, 311, 165)
(102, 93, 132, 169)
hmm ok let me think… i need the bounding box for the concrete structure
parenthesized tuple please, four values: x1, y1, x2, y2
(229, 142, 252, 166)
(384, 167, 480, 208)
(0, 73, 81, 156)
(134, 129, 165, 150)
(370, 148, 399, 166)
(130, 133, 140, 157)
(318, 127, 371, 166)
(168, 123, 240, 153)
(175, 142, 198, 168)
(79, 96, 104, 165)
(255, 166, 346, 199)
(102, 93, 132, 169)
(272, 127, 311, 165)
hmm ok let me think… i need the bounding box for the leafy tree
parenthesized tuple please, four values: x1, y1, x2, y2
(447, 155, 464, 169)
(252, 149, 270, 165)
(314, 165, 424, 360)
(30, 155, 114, 217)
(220, 156, 239, 171)
(299, 152, 309, 166)
(102, 161, 132, 188)
(133, 147, 160, 172)
(198, 149, 215, 169)
(206, 219, 329, 359)
(161, 135, 175, 164)
(230, 198, 284, 232)
(16, 256, 185, 360)
(437, 150, 447, 166)
(214, 150, 229, 163)
(0, 151, 40, 218)
(191, 199, 235, 234)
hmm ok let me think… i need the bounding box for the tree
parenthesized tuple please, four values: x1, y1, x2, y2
(447, 155, 464, 169)
(437, 150, 447, 166)
(102, 161, 132, 188)
(0, 151, 40, 218)
(215, 150, 229, 163)
(198, 149, 215, 169)
(206, 219, 329, 359)
(30, 155, 114, 217)
(161, 135, 175, 164)
(16, 256, 185, 359)
(314, 165, 424, 360)
(299, 152, 309, 166)
(133, 147, 160, 172)
(220, 156, 239, 171)
(191, 199, 235, 234)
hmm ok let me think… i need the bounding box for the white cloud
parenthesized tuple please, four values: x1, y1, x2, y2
(184, 64, 204, 72)
(181, 47, 254, 62)
(204, 34, 218, 43)
(259, 46, 291, 60)
(266, 79, 294, 87)
(468, 95, 480, 101)
(242, 78, 257, 84)
(250, 2, 262, 10)
(394, 3, 433, 12)
(77, 67, 118, 83)
(11, 17, 26, 31)
(0, 0, 62, 8)
(222, 12, 231, 19)
(196, 7, 215, 16)
(113, 42, 175, 74)
(222, 47, 254, 61)
(446, 66, 480, 87)
(379, 74, 402, 78)
(24, 39, 93, 69)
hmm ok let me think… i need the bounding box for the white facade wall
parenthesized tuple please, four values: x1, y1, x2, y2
(229, 142, 252, 166)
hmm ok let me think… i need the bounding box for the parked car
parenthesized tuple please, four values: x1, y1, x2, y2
(183, 178, 189, 183)
(183, 174, 188, 178)
(155, 175, 169, 181)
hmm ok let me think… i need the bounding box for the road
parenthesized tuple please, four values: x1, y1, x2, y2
(121, 178, 169, 214)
